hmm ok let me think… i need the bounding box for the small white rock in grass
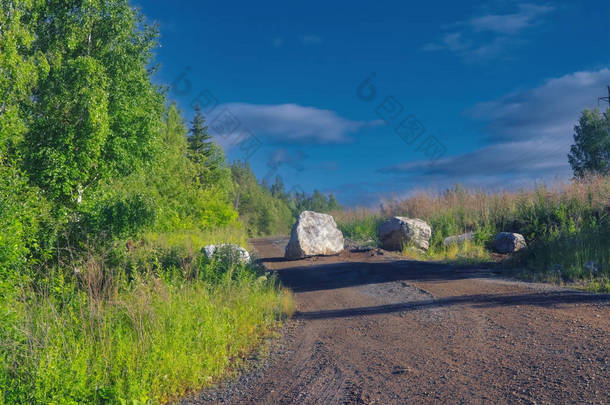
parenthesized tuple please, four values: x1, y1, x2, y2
(443, 232, 474, 247)
(585, 261, 598, 273)
(202, 244, 251, 264)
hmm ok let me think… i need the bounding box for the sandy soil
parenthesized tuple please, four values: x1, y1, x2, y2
(180, 237, 610, 405)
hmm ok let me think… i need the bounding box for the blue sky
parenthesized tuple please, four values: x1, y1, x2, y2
(139, 0, 610, 206)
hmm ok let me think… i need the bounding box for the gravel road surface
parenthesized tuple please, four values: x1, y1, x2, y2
(180, 238, 610, 404)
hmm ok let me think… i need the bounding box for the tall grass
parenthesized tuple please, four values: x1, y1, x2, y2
(333, 209, 383, 245)
(0, 238, 292, 404)
(335, 177, 610, 290)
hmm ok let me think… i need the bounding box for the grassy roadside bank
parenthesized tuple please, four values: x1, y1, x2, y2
(0, 235, 293, 405)
(334, 177, 610, 292)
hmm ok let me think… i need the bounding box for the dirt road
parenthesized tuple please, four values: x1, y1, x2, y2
(183, 238, 610, 404)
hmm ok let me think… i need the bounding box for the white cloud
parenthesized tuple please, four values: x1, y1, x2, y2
(381, 138, 569, 178)
(380, 68, 610, 184)
(426, 32, 473, 52)
(211, 103, 372, 145)
(423, 3, 555, 60)
(469, 68, 610, 141)
(468, 4, 554, 35)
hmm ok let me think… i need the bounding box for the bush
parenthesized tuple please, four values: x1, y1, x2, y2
(0, 165, 53, 276)
(81, 191, 157, 238)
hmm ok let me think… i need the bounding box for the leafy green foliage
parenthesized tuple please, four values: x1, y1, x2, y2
(75, 104, 238, 238)
(230, 168, 345, 236)
(151, 104, 237, 231)
(187, 106, 231, 190)
(293, 189, 342, 214)
(0, 2, 293, 404)
(25, 56, 110, 204)
(336, 213, 382, 245)
(0, 166, 52, 276)
(83, 191, 157, 238)
(231, 163, 294, 236)
(568, 108, 610, 178)
(187, 106, 212, 164)
(269, 177, 342, 215)
(0, 0, 47, 159)
(19, 0, 165, 205)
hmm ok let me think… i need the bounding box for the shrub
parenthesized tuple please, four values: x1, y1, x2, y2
(0, 165, 53, 276)
(81, 191, 157, 238)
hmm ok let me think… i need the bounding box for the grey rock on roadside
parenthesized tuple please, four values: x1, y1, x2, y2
(202, 244, 251, 264)
(584, 261, 598, 273)
(443, 232, 474, 247)
(493, 232, 527, 254)
(378, 217, 431, 251)
(285, 211, 344, 259)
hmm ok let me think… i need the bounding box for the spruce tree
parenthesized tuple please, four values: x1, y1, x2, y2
(187, 104, 213, 166)
(270, 176, 287, 200)
(188, 104, 219, 185)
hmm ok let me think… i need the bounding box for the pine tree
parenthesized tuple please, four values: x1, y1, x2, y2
(187, 105, 213, 164)
(187, 104, 216, 184)
(270, 176, 287, 200)
(327, 194, 341, 211)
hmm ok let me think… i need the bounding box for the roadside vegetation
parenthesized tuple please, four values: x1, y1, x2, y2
(336, 176, 610, 292)
(336, 108, 610, 291)
(0, 1, 308, 403)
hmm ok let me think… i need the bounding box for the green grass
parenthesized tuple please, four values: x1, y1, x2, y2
(333, 210, 382, 245)
(334, 178, 610, 287)
(508, 226, 610, 292)
(584, 278, 610, 293)
(0, 238, 292, 404)
(401, 240, 493, 265)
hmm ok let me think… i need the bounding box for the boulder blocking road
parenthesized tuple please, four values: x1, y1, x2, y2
(182, 238, 610, 404)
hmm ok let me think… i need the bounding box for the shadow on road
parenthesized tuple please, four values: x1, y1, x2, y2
(266, 258, 498, 293)
(261, 256, 610, 320)
(293, 291, 610, 320)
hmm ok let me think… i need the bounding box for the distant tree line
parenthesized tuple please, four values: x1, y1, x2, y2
(230, 163, 341, 236)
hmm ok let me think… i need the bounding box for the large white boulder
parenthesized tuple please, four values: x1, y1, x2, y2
(493, 232, 527, 253)
(285, 211, 344, 259)
(202, 244, 251, 264)
(378, 217, 431, 251)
